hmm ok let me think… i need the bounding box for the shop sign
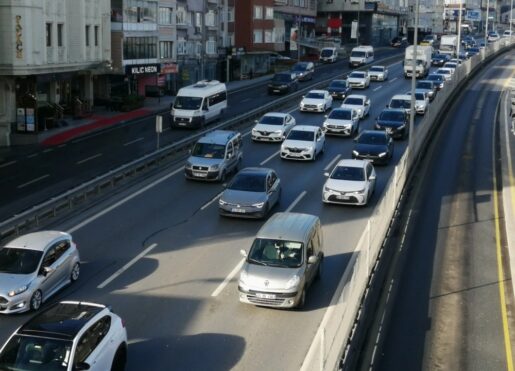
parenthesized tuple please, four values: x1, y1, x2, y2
(126, 64, 160, 75)
(26, 108, 35, 132)
(466, 10, 481, 21)
(16, 108, 25, 131)
(161, 63, 178, 74)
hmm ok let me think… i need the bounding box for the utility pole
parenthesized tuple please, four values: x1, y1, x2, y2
(408, 0, 419, 168)
(200, 0, 206, 80)
(457, 0, 463, 57)
(485, 0, 490, 47)
(510, 0, 513, 38)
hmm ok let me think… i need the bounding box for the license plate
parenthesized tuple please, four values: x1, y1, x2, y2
(273, 89, 280, 93)
(386, 128, 393, 134)
(256, 293, 276, 299)
(231, 208, 246, 213)
(336, 195, 350, 200)
(193, 172, 207, 177)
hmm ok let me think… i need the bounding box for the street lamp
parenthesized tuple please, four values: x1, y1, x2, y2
(457, 0, 463, 57)
(408, 0, 420, 166)
(484, 0, 490, 47)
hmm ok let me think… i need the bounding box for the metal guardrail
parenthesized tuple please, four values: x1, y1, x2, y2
(0, 53, 404, 242)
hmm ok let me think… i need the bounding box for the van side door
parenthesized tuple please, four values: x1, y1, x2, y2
(305, 236, 317, 285)
(225, 141, 237, 172)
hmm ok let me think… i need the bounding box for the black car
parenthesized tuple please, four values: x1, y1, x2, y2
(466, 47, 480, 56)
(416, 80, 438, 101)
(291, 62, 315, 81)
(390, 36, 407, 47)
(327, 79, 352, 100)
(352, 130, 394, 165)
(375, 108, 409, 140)
(426, 73, 445, 90)
(268, 72, 299, 95)
(431, 53, 451, 66)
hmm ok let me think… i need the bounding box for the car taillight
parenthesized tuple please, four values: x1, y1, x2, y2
(122, 319, 126, 328)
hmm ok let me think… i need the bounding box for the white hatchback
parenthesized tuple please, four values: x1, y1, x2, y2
(347, 71, 370, 88)
(252, 112, 296, 142)
(281, 125, 326, 161)
(300, 90, 333, 112)
(340, 94, 371, 119)
(435, 68, 453, 81)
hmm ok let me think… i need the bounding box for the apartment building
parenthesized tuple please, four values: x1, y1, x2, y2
(158, 0, 178, 94)
(0, 0, 111, 146)
(274, 0, 318, 54)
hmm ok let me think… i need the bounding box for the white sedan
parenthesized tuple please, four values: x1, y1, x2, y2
(368, 65, 389, 81)
(340, 94, 370, 119)
(347, 71, 370, 89)
(252, 112, 296, 142)
(406, 90, 430, 115)
(281, 125, 325, 161)
(300, 90, 333, 112)
(322, 159, 376, 206)
(435, 68, 453, 81)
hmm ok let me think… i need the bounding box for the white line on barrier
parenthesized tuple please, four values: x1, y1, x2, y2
(389, 77, 398, 83)
(17, 174, 50, 189)
(373, 86, 383, 92)
(242, 98, 251, 103)
(43, 148, 53, 153)
(97, 243, 158, 289)
(67, 166, 185, 233)
(0, 160, 16, 169)
(242, 130, 251, 138)
(286, 191, 307, 212)
(324, 154, 341, 171)
(76, 153, 103, 165)
(260, 150, 280, 166)
(123, 137, 144, 146)
(58, 144, 67, 148)
(27, 153, 39, 159)
(201, 191, 224, 211)
(163, 127, 170, 132)
(211, 258, 245, 297)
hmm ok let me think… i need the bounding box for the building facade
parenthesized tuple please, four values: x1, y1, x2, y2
(0, 0, 111, 146)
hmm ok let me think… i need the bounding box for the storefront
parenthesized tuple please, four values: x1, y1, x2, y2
(125, 63, 161, 96)
(159, 62, 179, 95)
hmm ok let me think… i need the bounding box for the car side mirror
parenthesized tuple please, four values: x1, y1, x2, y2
(324, 115, 328, 118)
(75, 362, 91, 371)
(308, 255, 318, 264)
(324, 172, 330, 177)
(255, 120, 259, 124)
(227, 153, 233, 159)
(240, 249, 248, 257)
(41, 266, 54, 277)
(369, 174, 377, 181)
(386, 104, 389, 108)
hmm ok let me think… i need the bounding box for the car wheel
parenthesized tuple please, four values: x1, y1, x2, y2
(297, 288, 306, 309)
(30, 290, 42, 311)
(315, 260, 322, 280)
(219, 170, 227, 183)
(111, 345, 127, 371)
(321, 142, 326, 154)
(70, 262, 80, 282)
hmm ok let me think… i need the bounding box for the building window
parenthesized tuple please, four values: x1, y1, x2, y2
(125, 0, 157, 23)
(177, 39, 187, 55)
(46, 23, 52, 47)
(158, 7, 173, 25)
(205, 11, 215, 27)
(253, 6, 263, 19)
(176, 7, 189, 25)
(206, 38, 216, 54)
(123, 36, 158, 59)
(227, 8, 234, 22)
(57, 24, 63, 47)
(264, 29, 273, 43)
(160, 41, 173, 58)
(196, 42, 202, 56)
(253, 29, 263, 43)
(85, 25, 90, 46)
(94, 26, 99, 46)
(265, 7, 274, 19)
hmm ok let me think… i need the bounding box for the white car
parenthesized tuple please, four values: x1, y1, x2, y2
(300, 90, 333, 112)
(502, 30, 513, 38)
(487, 31, 500, 42)
(368, 65, 389, 81)
(322, 159, 376, 206)
(252, 112, 296, 142)
(281, 125, 325, 161)
(406, 90, 430, 115)
(347, 71, 370, 88)
(388, 94, 412, 116)
(323, 108, 360, 137)
(341, 94, 370, 119)
(443, 62, 458, 72)
(435, 68, 453, 81)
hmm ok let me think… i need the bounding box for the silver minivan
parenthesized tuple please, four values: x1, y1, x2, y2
(238, 212, 323, 308)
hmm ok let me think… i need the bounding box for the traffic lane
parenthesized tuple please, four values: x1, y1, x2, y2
(378, 53, 515, 371)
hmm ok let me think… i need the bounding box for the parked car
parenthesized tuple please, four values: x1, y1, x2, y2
(291, 61, 315, 81)
(426, 73, 446, 90)
(322, 159, 376, 206)
(281, 125, 325, 161)
(252, 112, 296, 142)
(300, 90, 333, 113)
(406, 90, 430, 115)
(219, 167, 281, 219)
(347, 71, 370, 89)
(0, 231, 80, 314)
(341, 94, 370, 119)
(375, 108, 409, 139)
(327, 79, 352, 100)
(431, 53, 451, 66)
(267, 72, 299, 95)
(368, 65, 389, 81)
(0, 301, 128, 371)
(322, 108, 360, 137)
(352, 130, 394, 165)
(416, 80, 438, 101)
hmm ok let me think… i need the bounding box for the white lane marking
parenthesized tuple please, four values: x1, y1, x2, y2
(386, 60, 403, 68)
(242, 130, 252, 138)
(201, 191, 224, 211)
(58, 144, 67, 148)
(27, 153, 39, 159)
(241, 98, 252, 103)
(43, 148, 53, 153)
(163, 127, 170, 132)
(17, 174, 50, 189)
(260, 150, 280, 166)
(123, 137, 144, 146)
(76, 153, 103, 165)
(67, 166, 184, 233)
(389, 77, 398, 83)
(128, 338, 147, 345)
(211, 258, 245, 297)
(97, 243, 158, 289)
(324, 154, 341, 171)
(0, 160, 16, 169)
(286, 191, 307, 212)
(373, 85, 383, 91)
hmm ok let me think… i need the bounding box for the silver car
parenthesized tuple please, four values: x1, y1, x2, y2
(219, 167, 281, 218)
(0, 231, 80, 314)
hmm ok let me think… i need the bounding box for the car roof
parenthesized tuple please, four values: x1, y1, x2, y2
(18, 301, 107, 341)
(359, 129, 388, 138)
(346, 94, 367, 100)
(197, 130, 239, 145)
(262, 112, 288, 118)
(391, 94, 411, 100)
(369, 65, 385, 69)
(292, 125, 319, 132)
(349, 70, 366, 74)
(381, 108, 406, 114)
(335, 159, 368, 168)
(256, 212, 319, 242)
(236, 167, 271, 176)
(5, 231, 71, 251)
(306, 90, 327, 94)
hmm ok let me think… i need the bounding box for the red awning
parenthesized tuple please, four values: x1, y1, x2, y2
(328, 18, 342, 29)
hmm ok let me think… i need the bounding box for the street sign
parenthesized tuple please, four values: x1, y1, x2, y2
(466, 10, 481, 21)
(156, 115, 163, 133)
(351, 21, 358, 39)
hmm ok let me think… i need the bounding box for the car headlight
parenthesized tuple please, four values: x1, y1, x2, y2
(353, 189, 365, 195)
(273, 130, 283, 134)
(185, 161, 193, 169)
(8, 285, 28, 297)
(252, 128, 258, 134)
(317, 103, 323, 108)
(378, 152, 387, 157)
(239, 270, 248, 286)
(357, 109, 363, 114)
(285, 275, 300, 290)
(252, 202, 265, 208)
(416, 104, 423, 109)
(210, 164, 220, 171)
(219, 198, 227, 206)
(324, 185, 335, 192)
(352, 150, 360, 156)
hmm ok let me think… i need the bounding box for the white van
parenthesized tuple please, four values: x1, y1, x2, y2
(320, 47, 338, 63)
(349, 45, 374, 67)
(171, 80, 227, 129)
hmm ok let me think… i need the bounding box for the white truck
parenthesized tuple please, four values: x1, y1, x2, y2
(403, 45, 432, 78)
(439, 35, 458, 57)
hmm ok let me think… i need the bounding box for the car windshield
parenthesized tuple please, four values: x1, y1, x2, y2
(428, 75, 443, 82)
(228, 173, 266, 192)
(329, 110, 352, 120)
(292, 63, 308, 72)
(272, 74, 290, 82)
(247, 238, 303, 268)
(349, 72, 365, 78)
(0, 335, 73, 370)
(390, 99, 411, 109)
(437, 69, 450, 75)
(380, 111, 405, 121)
(433, 54, 446, 59)
(305, 92, 324, 99)
(357, 133, 388, 145)
(0, 248, 42, 274)
(321, 49, 333, 57)
(329, 80, 347, 88)
(423, 36, 433, 40)
(259, 115, 284, 125)
(445, 63, 457, 68)
(331, 166, 365, 181)
(173, 96, 203, 110)
(344, 97, 364, 105)
(414, 93, 425, 100)
(351, 51, 366, 57)
(416, 82, 432, 89)
(369, 67, 383, 72)
(191, 143, 225, 159)
(287, 130, 315, 141)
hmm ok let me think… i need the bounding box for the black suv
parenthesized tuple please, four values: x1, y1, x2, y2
(431, 53, 451, 66)
(268, 72, 299, 95)
(327, 79, 352, 100)
(375, 108, 409, 139)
